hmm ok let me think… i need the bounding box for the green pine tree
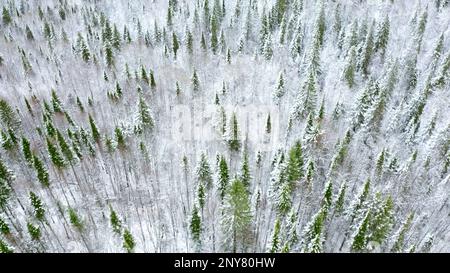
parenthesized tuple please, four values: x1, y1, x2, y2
(29, 191, 45, 221)
(123, 229, 135, 252)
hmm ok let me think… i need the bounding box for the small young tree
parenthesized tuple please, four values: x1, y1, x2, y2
(122, 229, 135, 252)
(29, 191, 45, 221)
(192, 69, 200, 92)
(217, 155, 229, 200)
(190, 205, 202, 246)
(110, 206, 122, 234)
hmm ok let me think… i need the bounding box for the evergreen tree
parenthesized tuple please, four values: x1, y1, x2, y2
(27, 222, 41, 241)
(351, 210, 371, 252)
(196, 152, 213, 189)
(269, 218, 281, 253)
(333, 4, 342, 38)
(190, 205, 202, 244)
(298, 69, 318, 117)
(115, 126, 126, 150)
(391, 213, 414, 252)
(176, 81, 181, 96)
(56, 130, 74, 163)
(122, 229, 135, 252)
(240, 149, 251, 191)
(226, 112, 241, 151)
(226, 48, 231, 64)
(210, 14, 219, 54)
(29, 191, 45, 221)
(110, 206, 122, 234)
(369, 194, 394, 245)
(273, 72, 285, 99)
(266, 114, 271, 134)
(277, 178, 292, 215)
(0, 239, 12, 253)
(433, 51, 450, 88)
(25, 25, 34, 40)
(305, 159, 315, 185)
(197, 181, 206, 210)
(186, 30, 194, 55)
(201, 32, 207, 51)
(221, 177, 253, 252)
(262, 34, 273, 60)
(302, 206, 326, 253)
(2, 7, 12, 25)
(217, 155, 229, 200)
(359, 20, 375, 76)
(104, 42, 114, 67)
(112, 25, 122, 49)
(150, 70, 156, 89)
(343, 46, 356, 88)
(334, 182, 347, 214)
(192, 69, 200, 92)
(0, 216, 9, 235)
(0, 99, 21, 131)
(375, 15, 390, 57)
(68, 207, 83, 231)
(47, 137, 65, 169)
(349, 179, 371, 220)
(88, 114, 100, 143)
(134, 96, 154, 134)
(33, 154, 49, 187)
(0, 172, 11, 209)
(172, 32, 179, 59)
(286, 141, 304, 189)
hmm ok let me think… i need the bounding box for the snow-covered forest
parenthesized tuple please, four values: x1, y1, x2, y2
(0, 0, 449, 253)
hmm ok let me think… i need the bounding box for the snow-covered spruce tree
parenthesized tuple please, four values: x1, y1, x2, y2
(29, 191, 45, 222)
(334, 181, 347, 215)
(196, 152, 213, 190)
(190, 205, 202, 249)
(27, 222, 41, 241)
(225, 112, 241, 152)
(285, 141, 304, 190)
(433, 50, 450, 88)
(216, 155, 229, 200)
(134, 96, 154, 134)
(240, 148, 251, 192)
(269, 150, 286, 203)
(269, 217, 281, 253)
(350, 209, 371, 252)
(0, 216, 9, 235)
(390, 213, 414, 253)
(109, 206, 122, 234)
(273, 72, 285, 100)
(301, 206, 327, 253)
(0, 99, 21, 131)
(68, 207, 83, 232)
(122, 229, 135, 253)
(2, 6, 12, 25)
(47, 137, 66, 169)
(33, 154, 49, 187)
(358, 20, 375, 76)
(291, 68, 318, 119)
(374, 14, 390, 58)
(172, 32, 180, 59)
(191, 68, 200, 92)
(0, 239, 13, 253)
(342, 46, 356, 88)
(88, 114, 101, 143)
(0, 162, 12, 209)
(221, 177, 253, 252)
